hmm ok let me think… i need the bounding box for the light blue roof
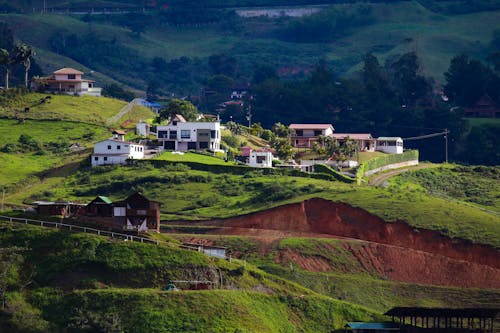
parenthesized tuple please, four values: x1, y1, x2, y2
(346, 322, 400, 330)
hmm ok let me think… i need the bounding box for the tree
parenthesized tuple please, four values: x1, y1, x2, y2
(390, 52, 430, 107)
(0, 247, 24, 309)
(271, 122, 293, 138)
(271, 137, 295, 160)
(0, 48, 13, 89)
(444, 54, 489, 106)
(157, 99, 200, 123)
(13, 43, 35, 88)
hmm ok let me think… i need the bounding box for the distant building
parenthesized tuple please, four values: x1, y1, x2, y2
(85, 196, 113, 217)
(289, 124, 334, 148)
(136, 121, 151, 137)
(464, 95, 500, 118)
(91, 130, 145, 167)
(32, 201, 84, 218)
(248, 149, 274, 168)
(31, 67, 101, 96)
(156, 114, 221, 151)
(376, 137, 404, 154)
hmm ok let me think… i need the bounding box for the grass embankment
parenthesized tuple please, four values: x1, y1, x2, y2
(14, 162, 500, 247)
(0, 223, 380, 332)
(0, 93, 154, 197)
(167, 235, 500, 313)
(392, 165, 500, 212)
(155, 151, 231, 165)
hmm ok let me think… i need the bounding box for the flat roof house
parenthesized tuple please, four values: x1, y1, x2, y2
(31, 67, 102, 96)
(289, 124, 334, 148)
(156, 115, 221, 151)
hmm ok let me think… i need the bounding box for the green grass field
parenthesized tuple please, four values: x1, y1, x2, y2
(155, 151, 231, 165)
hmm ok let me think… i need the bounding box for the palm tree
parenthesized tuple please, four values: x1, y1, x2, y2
(0, 48, 11, 89)
(13, 44, 35, 88)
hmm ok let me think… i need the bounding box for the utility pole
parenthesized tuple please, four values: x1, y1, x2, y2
(1, 188, 5, 212)
(444, 128, 449, 164)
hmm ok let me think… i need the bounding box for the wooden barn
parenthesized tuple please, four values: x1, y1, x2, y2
(113, 192, 161, 232)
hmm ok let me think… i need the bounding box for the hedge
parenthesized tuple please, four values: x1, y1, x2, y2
(356, 150, 419, 184)
(313, 164, 356, 183)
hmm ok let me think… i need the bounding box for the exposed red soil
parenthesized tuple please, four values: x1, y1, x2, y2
(167, 198, 500, 289)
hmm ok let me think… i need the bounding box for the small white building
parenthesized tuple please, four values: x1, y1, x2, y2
(136, 121, 151, 137)
(91, 131, 145, 167)
(248, 150, 274, 168)
(376, 137, 404, 154)
(156, 115, 221, 151)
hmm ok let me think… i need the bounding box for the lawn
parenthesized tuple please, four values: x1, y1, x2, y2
(0, 93, 127, 125)
(154, 151, 231, 165)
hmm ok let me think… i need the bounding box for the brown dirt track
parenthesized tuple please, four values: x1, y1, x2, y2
(166, 198, 500, 289)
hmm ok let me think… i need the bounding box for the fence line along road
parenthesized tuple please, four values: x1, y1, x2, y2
(0, 215, 160, 245)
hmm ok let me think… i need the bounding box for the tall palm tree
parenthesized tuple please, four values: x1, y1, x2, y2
(0, 48, 11, 89)
(14, 44, 35, 88)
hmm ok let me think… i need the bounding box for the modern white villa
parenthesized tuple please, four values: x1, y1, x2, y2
(91, 131, 145, 167)
(31, 67, 102, 96)
(156, 115, 221, 151)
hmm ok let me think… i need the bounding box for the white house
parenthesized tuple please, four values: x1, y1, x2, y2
(31, 68, 102, 96)
(289, 124, 334, 148)
(376, 137, 404, 154)
(248, 149, 274, 168)
(156, 115, 221, 151)
(91, 131, 145, 167)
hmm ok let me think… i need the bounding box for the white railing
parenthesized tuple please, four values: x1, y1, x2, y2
(0, 215, 159, 245)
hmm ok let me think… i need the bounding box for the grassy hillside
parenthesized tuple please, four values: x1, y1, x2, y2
(0, 93, 154, 194)
(2, 1, 499, 91)
(0, 223, 381, 332)
(7, 160, 498, 247)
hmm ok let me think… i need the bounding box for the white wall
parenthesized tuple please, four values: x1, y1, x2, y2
(91, 139, 144, 166)
(248, 152, 273, 168)
(157, 122, 221, 151)
(376, 140, 403, 154)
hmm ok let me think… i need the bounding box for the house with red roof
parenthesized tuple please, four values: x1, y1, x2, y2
(331, 133, 376, 152)
(289, 124, 334, 148)
(31, 67, 102, 96)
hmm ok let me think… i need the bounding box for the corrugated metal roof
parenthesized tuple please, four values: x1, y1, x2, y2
(331, 133, 373, 140)
(377, 137, 403, 141)
(346, 322, 400, 330)
(97, 196, 113, 204)
(385, 307, 500, 318)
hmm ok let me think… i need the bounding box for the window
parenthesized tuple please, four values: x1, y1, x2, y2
(188, 142, 197, 150)
(257, 155, 266, 163)
(199, 132, 209, 137)
(68, 74, 76, 79)
(158, 130, 168, 138)
(296, 130, 303, 137)
(104, 157, 108, 161)
(117, 145, 121, 150)
(199, 142, 208, 149)
(169, 131, 177, 139)
(94, 157, 98, 161)
(210, 130, 216, 139)
(107, 145, 112, 150)
(181, 130, 190, 139)
(314, 130, 322, 136)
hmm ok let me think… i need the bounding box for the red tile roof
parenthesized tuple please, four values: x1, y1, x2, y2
(330, 133, 373, 140)
(53, 67, 84, 75)
(289, 124, 333, 130)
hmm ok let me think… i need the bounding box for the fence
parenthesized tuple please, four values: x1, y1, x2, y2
(0, 215, 159, 245)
